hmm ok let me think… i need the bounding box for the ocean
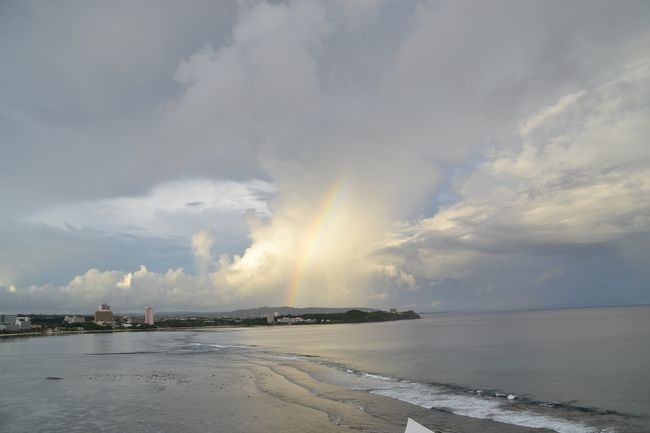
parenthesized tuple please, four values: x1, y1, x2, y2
(1, 305, 648, 433)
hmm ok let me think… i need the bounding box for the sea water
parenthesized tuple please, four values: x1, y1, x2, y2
(1, 305, 648, 432)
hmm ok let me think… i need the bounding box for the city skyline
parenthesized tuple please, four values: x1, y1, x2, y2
(1, 1, 649, 313)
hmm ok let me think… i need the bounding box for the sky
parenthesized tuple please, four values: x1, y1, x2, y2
(1, 0, 649, 313)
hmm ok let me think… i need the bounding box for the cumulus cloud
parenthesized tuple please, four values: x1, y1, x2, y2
(2, 0, 650, 312)
(377, 59, 650, 308)
(116, 272, 133, 289)
(1, 266, 220, 313)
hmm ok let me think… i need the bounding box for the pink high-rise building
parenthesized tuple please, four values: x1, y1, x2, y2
(145, 306, 155, 325)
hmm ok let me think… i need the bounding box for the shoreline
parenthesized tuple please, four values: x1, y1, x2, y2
(0, 330, 556, 433)
(3, 310, 648, 433)
(0, 319, 416, 338)
(0, 309, 421, 337)
(1, 328, 646, 433)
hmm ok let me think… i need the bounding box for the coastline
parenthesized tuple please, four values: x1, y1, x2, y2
(0, 331, 553, 433)
(247, 353, 557, 433)
(2, 309, 647, 433)
(0, 310, 420, 339)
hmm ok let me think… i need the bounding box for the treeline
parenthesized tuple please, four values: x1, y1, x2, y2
(158, 317, 268, 327)
(299, 309, 420, 323)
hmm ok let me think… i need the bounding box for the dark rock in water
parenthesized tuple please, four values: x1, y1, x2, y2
(46, 376, 63, 381)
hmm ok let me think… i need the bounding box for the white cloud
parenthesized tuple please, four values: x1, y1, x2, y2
(27, 178, 274, 239)
(384, 59, 650, 290)
(192, 228, 217, 275)
(116, 272, 132, 289)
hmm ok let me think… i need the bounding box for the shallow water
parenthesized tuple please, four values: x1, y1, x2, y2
(203, 305, 650, 418)
(1, 305, 648, 433)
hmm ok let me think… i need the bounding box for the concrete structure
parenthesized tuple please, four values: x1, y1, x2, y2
(64, 315, 86, 324)
(94, 303, 115, 327)
(276, 317, 304, 325)
(144, 306, 155, 325)
(16, 316, 31, 330)
(0, 314, 17, 325)
(275, 316, 317, 325)
(265, 314, 275, 324)
(0, 314, 28, 331)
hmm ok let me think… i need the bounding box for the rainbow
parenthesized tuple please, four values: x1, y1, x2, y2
(285, 176, 347, 306)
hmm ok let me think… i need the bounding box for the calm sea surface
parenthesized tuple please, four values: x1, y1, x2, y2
(1, 305, 648, 432)
(215, 305, 650, 417)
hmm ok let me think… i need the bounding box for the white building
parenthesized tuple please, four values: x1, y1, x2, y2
(64, 315, 86, 324)
(276, 317, 304, 325)
(16, 316, 31, 331)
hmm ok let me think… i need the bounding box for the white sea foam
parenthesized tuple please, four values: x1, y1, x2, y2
(185, 343, 247, 350)
(333, 370, 599, 433)
(362, 373, 394, 381)
(267, 354, 301, 360)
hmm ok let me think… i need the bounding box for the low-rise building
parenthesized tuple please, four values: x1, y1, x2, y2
(276, 317, 304, 325)
(64, 315, 86, 324)
(0, 323, 19, 331)
(16, 316, 31, 330)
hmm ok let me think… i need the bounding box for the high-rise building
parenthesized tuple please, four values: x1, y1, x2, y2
(0, 314, 17, 325)
(94, 303, 114, 327)
(0, 314, 19, 331)
(145, 306, 155, 325)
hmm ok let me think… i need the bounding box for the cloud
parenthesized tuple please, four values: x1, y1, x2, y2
(116, 272, 133, 289)
(192, 228, 217, 274)
(535, 267, 566, 285)
(27, 178, 274, 239)
(375, 58, 650, 308)
(1, 266, 212, 313)
(2, 1, 650, 312)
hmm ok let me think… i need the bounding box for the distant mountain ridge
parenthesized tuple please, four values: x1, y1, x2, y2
(224, 306, 378, 318)
(156, 306, 377, 318)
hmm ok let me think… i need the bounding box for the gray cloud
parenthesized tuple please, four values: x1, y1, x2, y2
(1, 0, 649, 312)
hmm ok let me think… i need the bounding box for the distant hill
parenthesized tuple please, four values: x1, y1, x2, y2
(157, 306, 377, 319)
(223, 306, 377, 318)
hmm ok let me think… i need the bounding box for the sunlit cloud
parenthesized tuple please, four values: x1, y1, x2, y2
(2, 0, 650, 312)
